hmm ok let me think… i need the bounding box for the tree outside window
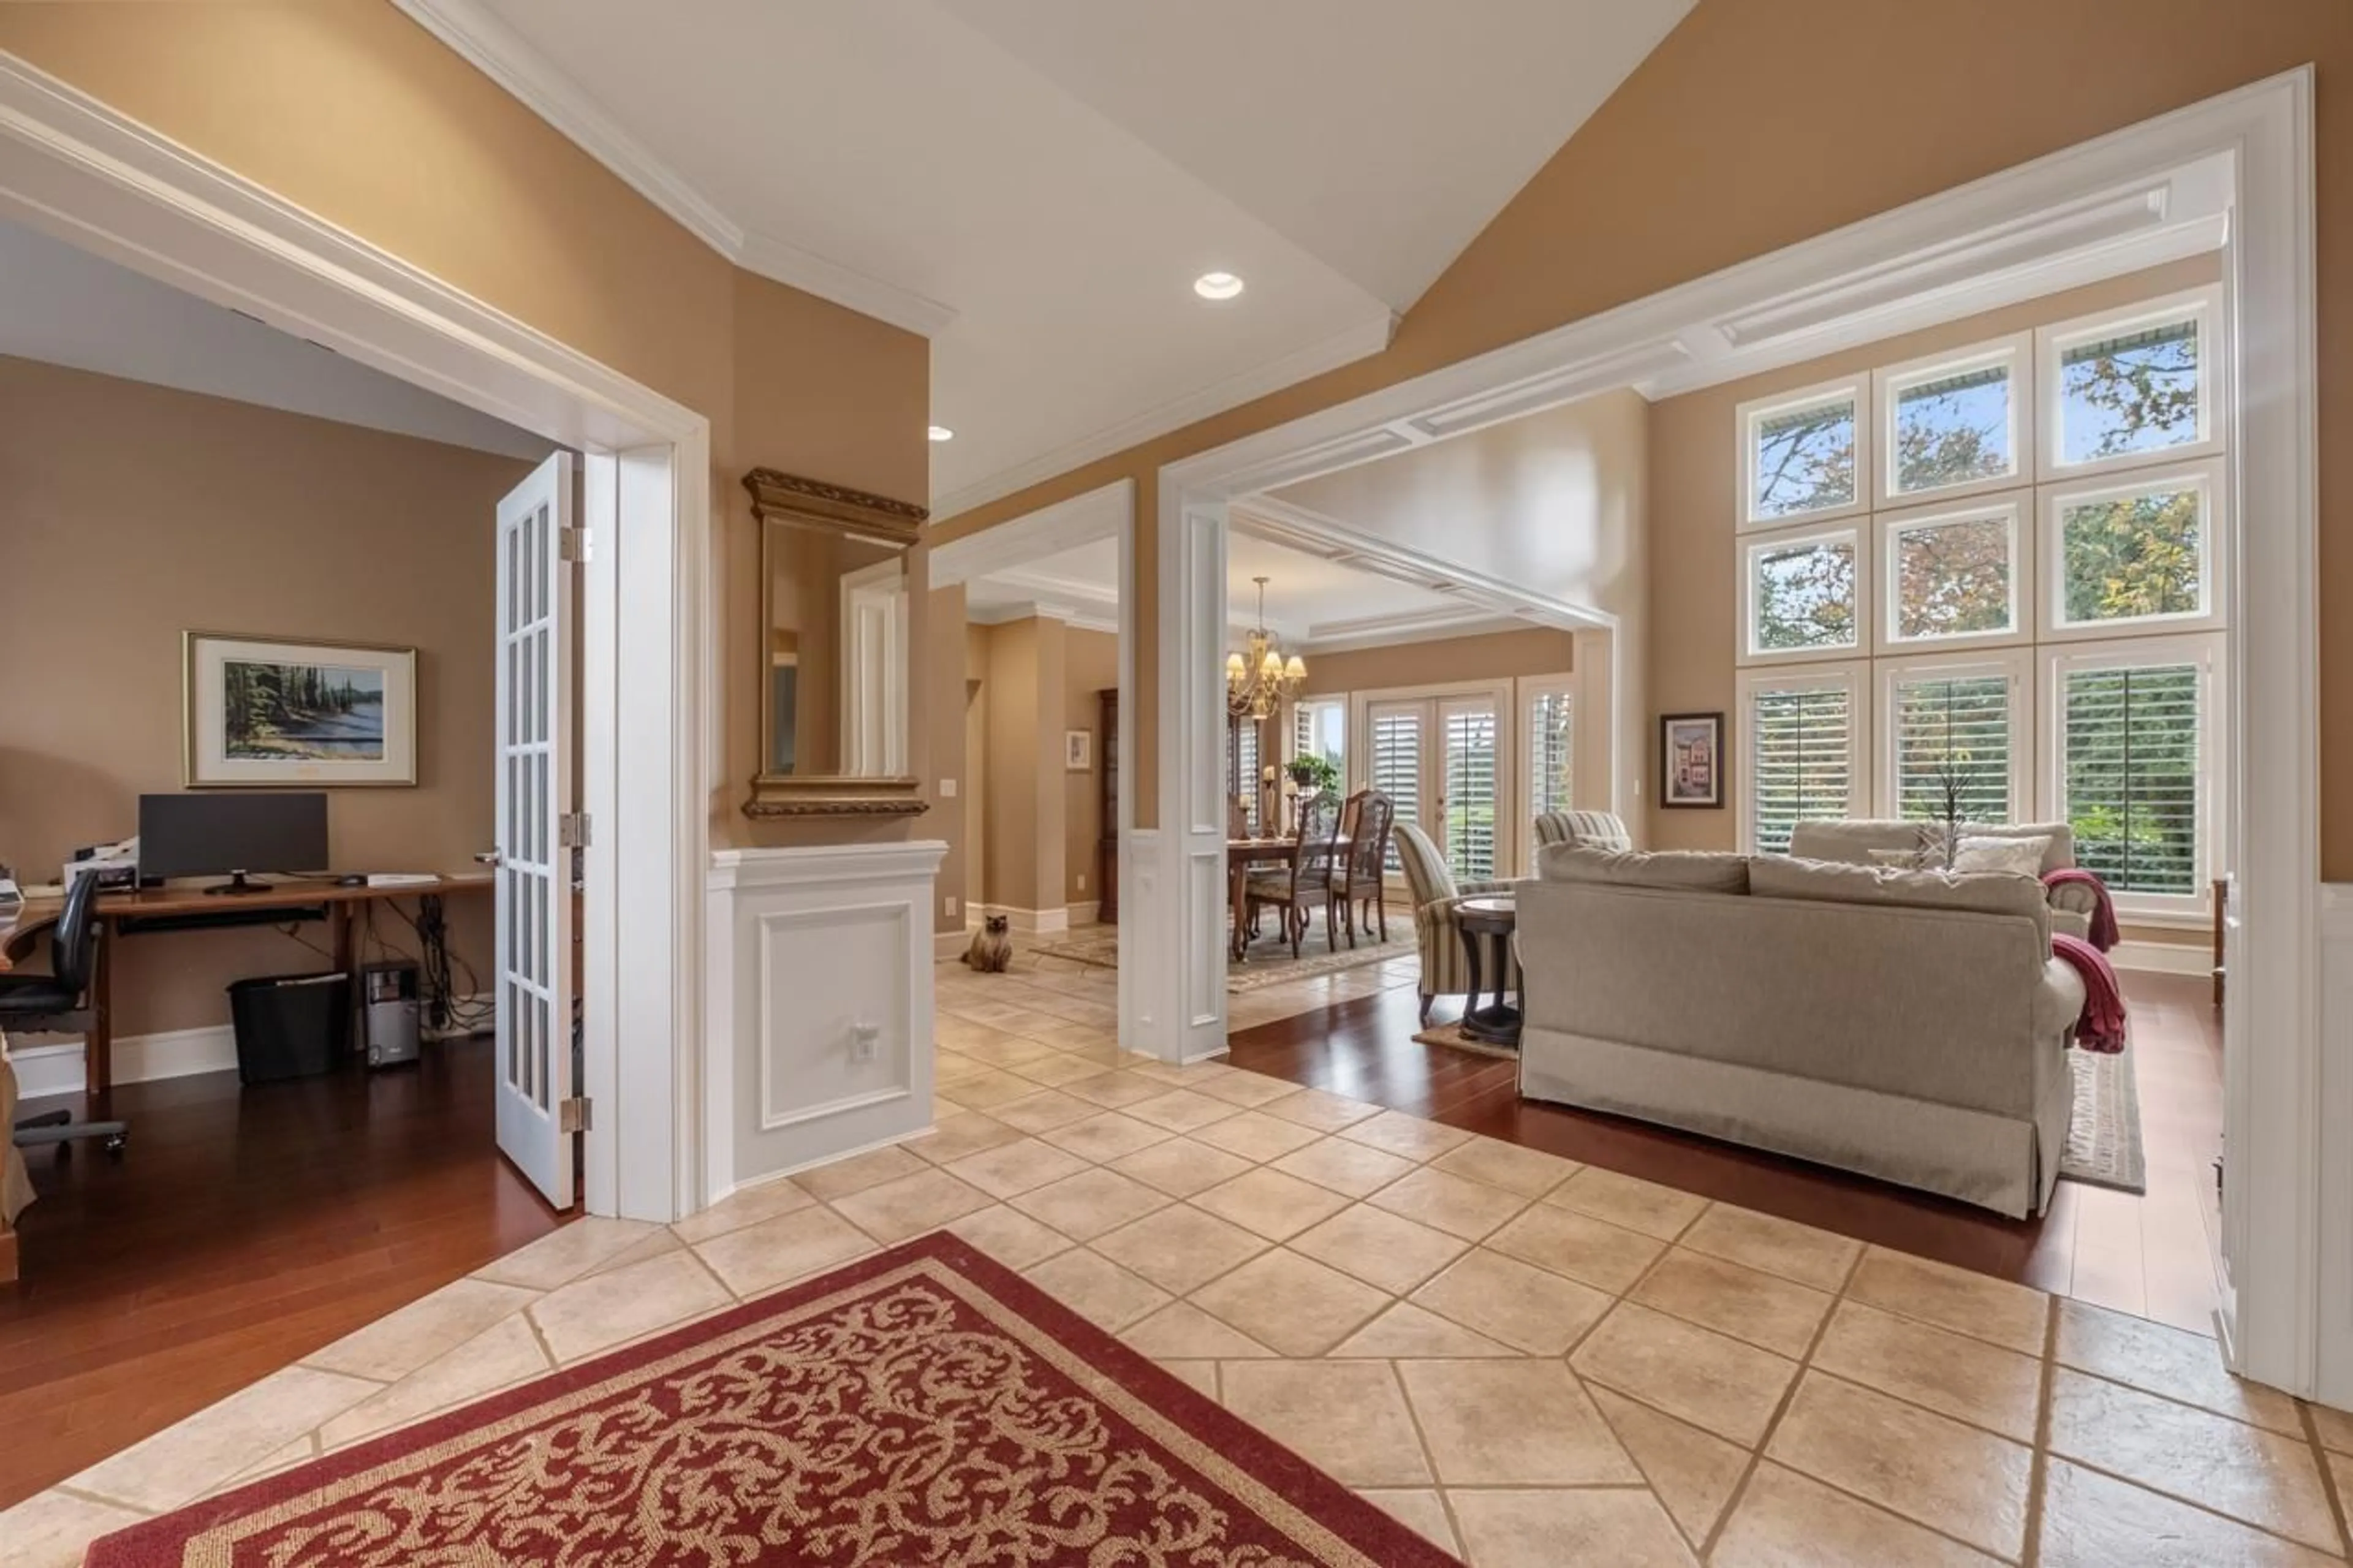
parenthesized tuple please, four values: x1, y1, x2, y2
(2059, 320, 2200, 464)
(1893, 516, 2012, 640)
(1753, 537, 1858, 651)
(1893, 366, 2012, 494)
(2060, 487, 2203, 625)
(1752, 397, 1857, 519)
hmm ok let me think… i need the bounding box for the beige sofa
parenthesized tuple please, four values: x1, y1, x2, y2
(1515, 845, 2085, 1218)
(1787, 819, 2099, 941)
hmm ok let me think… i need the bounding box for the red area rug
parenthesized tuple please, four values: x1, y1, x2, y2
(86, 1232, 1459, 1567)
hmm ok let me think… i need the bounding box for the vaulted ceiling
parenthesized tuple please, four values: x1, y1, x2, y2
(398, 0, 1692, 515)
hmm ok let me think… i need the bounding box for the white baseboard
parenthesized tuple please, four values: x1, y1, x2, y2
(7, 990, 495, 1097)
(976, 904, 1069, 936)
(1067, 900, 1101, 928)
(935, 928, 972, 961)
(2113, 938, 2213, 977)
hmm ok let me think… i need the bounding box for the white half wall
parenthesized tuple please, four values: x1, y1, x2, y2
(705, 841, 946, 1200)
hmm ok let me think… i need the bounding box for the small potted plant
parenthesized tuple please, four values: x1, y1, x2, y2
(1286, 755, 1339, 798)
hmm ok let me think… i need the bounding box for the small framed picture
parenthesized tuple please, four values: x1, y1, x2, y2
(185, 632, 418, 787)
(1659, 712, 1725, 809)
(1064, 729, 1093, 771)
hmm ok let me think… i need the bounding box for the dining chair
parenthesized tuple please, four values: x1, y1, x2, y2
(1243, 791, 1344, 958)
(1333, 789, 1395, 945)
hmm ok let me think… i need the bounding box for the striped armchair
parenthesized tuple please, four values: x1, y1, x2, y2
(1393, 822, 1520, 1027)
(1533, 810, 1634, 853)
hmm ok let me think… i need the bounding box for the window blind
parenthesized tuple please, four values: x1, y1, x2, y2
(1749, 685, 1852, 854)
(1528, 691, 1574, 819)
(2063, 662, 2200, 895)
(1893, 674, 2011, 825)
(1444, 706, 1498, 881)
(1233, 719, 1260, 834)
(1371, 710, 1421, 873)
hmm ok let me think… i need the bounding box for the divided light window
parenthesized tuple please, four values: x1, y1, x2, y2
(1528, 689, 1574, 819)
(1748, 389, 1859, 523)
(1890, 356, 2017, 496)
(2051, 469, 2212, 632)
(2060, 659, 2202, 898)
(1888, 506, 2017, 645)
(1749, 531, 1860, 654)
(1893, 673, 2012, 824)
(2056, 315, 2203, 468)
(1749, 682, 1854, 855)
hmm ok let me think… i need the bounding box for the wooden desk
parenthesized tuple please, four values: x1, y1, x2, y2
(0, 876, 491, 1095)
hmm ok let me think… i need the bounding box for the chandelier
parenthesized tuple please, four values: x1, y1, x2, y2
(1226, 577, 1306, 721)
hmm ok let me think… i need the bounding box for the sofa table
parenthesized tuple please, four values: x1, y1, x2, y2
(1455, 895, 1521, 1048)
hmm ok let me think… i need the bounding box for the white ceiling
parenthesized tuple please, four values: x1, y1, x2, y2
(403, 0, 1690, 515)
(0, 213, 553, 459)
(963, 529, 1507, 650)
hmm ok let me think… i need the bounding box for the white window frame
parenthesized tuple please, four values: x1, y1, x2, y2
(1738, 376, 1870, 530)
(1874, 331, 2033, 507)
(1740, 520, 1873, 666)
(2038, 632, 2223, 923)
(1877, 490, 2031, 653)
(2035, 284, 2226, 483)
(1516, 672, 1578, 875)
(1873, 646, 2033, 824)
(1737, 661, 1869, 855)
(2038, 455, 2227, 643)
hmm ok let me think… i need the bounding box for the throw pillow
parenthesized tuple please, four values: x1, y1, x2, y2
(1952, 835, 2052, 877)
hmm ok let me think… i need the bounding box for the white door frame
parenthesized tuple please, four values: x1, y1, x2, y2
(926, 481, 1153, 1051)
(0, 54, 713, 1223)
(1161, 72, 2317, 1389)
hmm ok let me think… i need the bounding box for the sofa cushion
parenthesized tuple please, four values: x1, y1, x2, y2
(1749, 854, 2051, 923)
(1539, 844, 1750, 894)
(1787, 819, 1942, 867)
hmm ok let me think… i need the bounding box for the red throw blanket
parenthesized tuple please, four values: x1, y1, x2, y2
(2052, 932, 2126, 1053)
(2044, 867, 2120, 952)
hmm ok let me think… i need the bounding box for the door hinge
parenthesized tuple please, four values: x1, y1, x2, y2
(558, 812, 592, 848)
(559, 526, 593, 563)
(558, 1096, 592, 1134)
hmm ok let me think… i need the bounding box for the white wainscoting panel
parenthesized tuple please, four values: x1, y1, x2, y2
(706, 841, 945, 1200)
(2312, 885, 2353, 1407)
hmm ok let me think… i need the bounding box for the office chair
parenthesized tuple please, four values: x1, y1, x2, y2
(2, 872, 128, 1158)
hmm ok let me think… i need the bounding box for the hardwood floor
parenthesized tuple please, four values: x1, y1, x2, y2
(0, 1038, 563, 1509)
(1227, 968, 2224, 1336)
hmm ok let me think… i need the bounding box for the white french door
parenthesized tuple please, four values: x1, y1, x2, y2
(494, 452, 578, 1209)
(1365, 692, 1504, 881)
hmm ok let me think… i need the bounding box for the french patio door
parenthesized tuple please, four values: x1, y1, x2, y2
(1366, 694, 1502, 881)
(493, 452, 578, 1210)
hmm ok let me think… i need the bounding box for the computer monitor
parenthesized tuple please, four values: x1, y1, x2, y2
(138, 792, 330, 895)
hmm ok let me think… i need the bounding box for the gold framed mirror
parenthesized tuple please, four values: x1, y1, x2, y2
(744, 468, 928, 818)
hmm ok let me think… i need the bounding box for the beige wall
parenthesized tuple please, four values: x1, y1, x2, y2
(1063, 628, 1118, 906)
(0, 357, 528, 1034)
(1297, 628, 1575, 698)
(931, 0, 2353, 876)
(0, 1, 931, 855)
(1646, 256, 2222, 858)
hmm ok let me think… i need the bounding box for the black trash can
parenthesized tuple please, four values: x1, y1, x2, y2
(227, 971, 351, 1084)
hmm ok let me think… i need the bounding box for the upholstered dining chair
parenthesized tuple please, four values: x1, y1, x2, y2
(1393, 820, 1518, 1026)
(1332, 789, 1395, 946)
(1532, 809, 1634, 853)
(1245, 792, 1344, 958)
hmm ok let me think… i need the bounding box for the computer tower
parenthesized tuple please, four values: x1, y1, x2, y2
(362, 961, 422, 1068)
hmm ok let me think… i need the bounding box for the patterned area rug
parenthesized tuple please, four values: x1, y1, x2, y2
(2063, 1042, 2146, 1194)
(1034, 924, 1415, 993)
(1411, 1021, 1520, 1061)
(85, 1235, 1458, 1568)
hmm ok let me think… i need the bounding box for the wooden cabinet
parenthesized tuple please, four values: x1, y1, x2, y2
(1097, 689, 1120, 923)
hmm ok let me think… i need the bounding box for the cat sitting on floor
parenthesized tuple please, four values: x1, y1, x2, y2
(963, 913, 1012, 973)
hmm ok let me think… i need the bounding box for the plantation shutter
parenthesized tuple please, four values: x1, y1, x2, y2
(1893, 674, 2012, 824)
(1232, 718, 1260, 834)
(2062, 662, 2200, 895)
(1370, 706, 1422, 872)
(1749, 684, 1854, 854)
(1528, 690, 1574, 819)
(1442, 702, 1499, 881)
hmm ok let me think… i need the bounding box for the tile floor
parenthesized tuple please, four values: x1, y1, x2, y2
(0, 944, 2306, 1567)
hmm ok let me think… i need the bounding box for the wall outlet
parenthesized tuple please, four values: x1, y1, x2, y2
(945, 894, 959, 919)
(940, 778, 958, 798)
(851, 1022, 880, 1064)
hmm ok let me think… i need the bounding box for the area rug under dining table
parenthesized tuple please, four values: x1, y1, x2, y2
(83, 1233, 1458, 1568)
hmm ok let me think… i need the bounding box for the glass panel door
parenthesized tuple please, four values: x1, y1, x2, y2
(1441, 697, 1500, 881)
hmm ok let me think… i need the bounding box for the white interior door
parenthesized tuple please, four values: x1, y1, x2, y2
(494, 451, 577, 1209)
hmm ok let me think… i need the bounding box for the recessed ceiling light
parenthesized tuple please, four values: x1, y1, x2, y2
(1193, 271, 1245, 301)
(927, 425, 955, 442)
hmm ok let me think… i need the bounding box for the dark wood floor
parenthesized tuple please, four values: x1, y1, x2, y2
(1227, 968, 2224, 1333)
(0, 1038, 562, 1509)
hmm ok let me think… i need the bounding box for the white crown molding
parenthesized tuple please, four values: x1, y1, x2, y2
(926, 479, 1132, 586)
(966, 596, 1121, 637)
(1232, 494, 1605, 633)
(388, 0, 956, 339)
(932, 312, 1398, 523)
(1300, 606, 1525, 653)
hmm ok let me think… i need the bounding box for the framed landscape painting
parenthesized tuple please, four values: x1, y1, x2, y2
(185, 632, 417, 787)
(1660, 711, 1725, 809)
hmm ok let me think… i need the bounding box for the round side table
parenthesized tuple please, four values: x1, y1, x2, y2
(1455, 895, 1521, 1048)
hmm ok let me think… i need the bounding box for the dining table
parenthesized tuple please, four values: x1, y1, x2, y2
(1226, 835, 1351, 961)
